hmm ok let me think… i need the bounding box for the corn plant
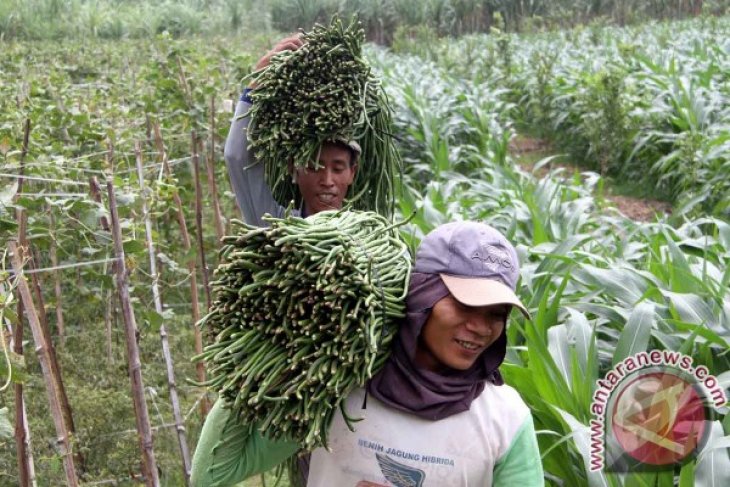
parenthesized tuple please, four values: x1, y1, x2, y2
(371, 47, 730, 486)
(2, 17, 729, 487)
(419, 18, 730, 216)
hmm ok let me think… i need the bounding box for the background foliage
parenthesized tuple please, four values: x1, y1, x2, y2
(1, 2, 729, 486)
(2, 0, 730, 41)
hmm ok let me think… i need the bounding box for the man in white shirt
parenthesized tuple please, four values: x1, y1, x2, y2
(192, 221, 545, 486)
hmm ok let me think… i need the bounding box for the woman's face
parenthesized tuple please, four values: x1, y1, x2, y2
(414, 294, 508, 372)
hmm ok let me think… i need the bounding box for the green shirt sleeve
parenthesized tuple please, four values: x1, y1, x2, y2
(493, 414, 545, 486)
(191, 399, 300, 487)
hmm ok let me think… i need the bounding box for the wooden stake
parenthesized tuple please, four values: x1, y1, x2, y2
(106, 182, 160, 487)
(175, 56, 193, 108)
(20, 118, 30, 160)
(90, 174, 114, 363)
(49, 214, 65, 347)
(27, 244, 83, 472)
(48, 87, 72, 143)
(9, 242, 79, 487)
(105, 140, 116, 175)
(145, 114, 153, 149)
(11, 255, 36, 487)
(14, 375, 36, 487)
(153, 122, 209, 416)
(14, 118, 35, 487)
(135, 143, 192, 485)
(88, 176, 110, 232)
(12, 315, 35, 487)
(192, 132, 212, 310)
(16, 119, 30, 225)
(207, 95, 225, 244)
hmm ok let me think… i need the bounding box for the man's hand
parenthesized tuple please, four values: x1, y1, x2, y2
(249, 34, 304, 87)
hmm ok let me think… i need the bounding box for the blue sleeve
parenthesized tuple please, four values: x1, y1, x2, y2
(223, 98, 287, 228)
(240, 88, 253, 104)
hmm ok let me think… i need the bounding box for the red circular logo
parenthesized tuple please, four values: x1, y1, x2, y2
(611, 371, 707, 466)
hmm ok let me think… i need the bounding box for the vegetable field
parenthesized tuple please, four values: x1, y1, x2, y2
(2, 13, 729, 487)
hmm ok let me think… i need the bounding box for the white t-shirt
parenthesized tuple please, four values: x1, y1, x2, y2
(307, 384, 531, 487)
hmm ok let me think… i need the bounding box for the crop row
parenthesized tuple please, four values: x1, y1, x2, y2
(399, 16, 730, 216)
(372, 45, 730, 485)
(0, 25, 728, 485)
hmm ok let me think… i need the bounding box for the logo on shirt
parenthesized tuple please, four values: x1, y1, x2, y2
(375, 453, 426, 487)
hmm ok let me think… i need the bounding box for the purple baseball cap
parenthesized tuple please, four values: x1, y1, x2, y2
(414, 221, 530, 317)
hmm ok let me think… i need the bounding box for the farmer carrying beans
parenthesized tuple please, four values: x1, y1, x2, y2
(224, 33, 363, 227)
(191, 221, 545, 486)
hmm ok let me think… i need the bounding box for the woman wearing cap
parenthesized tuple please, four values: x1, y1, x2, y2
(191, 221, 544, 486)
(224, 34, 360, 228)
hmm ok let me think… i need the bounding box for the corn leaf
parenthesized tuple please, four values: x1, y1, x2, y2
(661, 290, 719, 329)
(612, 302, 655, 366)
(695, 421, 730, 487)
(555, 408, 612, 487)
(575, 265, 647, 306)
(548, 324, 571, 387)
(566, 308, 592, 371)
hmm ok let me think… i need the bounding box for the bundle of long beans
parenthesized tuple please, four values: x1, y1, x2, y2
(246, 16, 401, 217)
(197, 210, 411, 449)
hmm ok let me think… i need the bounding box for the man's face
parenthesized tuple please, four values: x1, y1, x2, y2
(414, 294, 508, 372)
(294, 142, 357, 215)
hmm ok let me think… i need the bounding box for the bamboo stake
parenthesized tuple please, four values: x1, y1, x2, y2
(16, 118, 29, 239)
(106, 182, 160, 487)
(207, 95, 225, 244)
(15, 377, 36, 487)
(11, 244, 36, 487)
(145, 114, 153, 149)
(135, 143, 192, 485)
(88, 176, 110, 232)
(9, 242, 79, 487)
(12, 324, 35, 487)
(153, 122, 209, 416)
(29, 247, 86, 474)
(28, 244, 83, 472)
(14, 118, 35, 487)
(192, 132, 212, 310)
(49, 213, 65, 348)
(90, 170, 114, 363)
(27, 245, 79, 445)
(105, 140, 116, 175)
(175, 56, 193, 108)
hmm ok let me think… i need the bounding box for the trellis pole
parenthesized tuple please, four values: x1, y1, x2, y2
(89, 173, 115, 363)
(106, 181, 160, 487)
(9, 242, 78, 487)
(135, 142, 192, 485)
(27, 244, 82, 471)
(207, 95, 225, 243)
(152, 122, 209, 416)
(13, 117, 36, 487)
(191, 131, 212, 310)
(48, 213, 65, 347)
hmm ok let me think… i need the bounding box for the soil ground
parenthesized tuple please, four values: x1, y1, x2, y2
(509, 135, 672, 222)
